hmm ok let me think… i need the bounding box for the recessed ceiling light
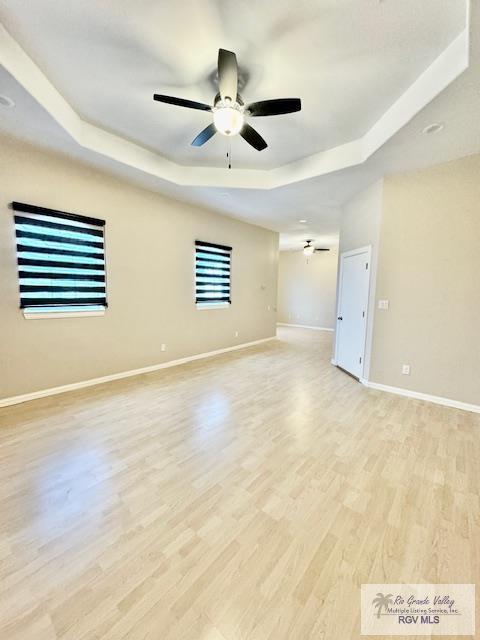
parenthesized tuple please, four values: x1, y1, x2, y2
(0, 95, 15, 108)
(422, 122, 444, 135)
(299, 219, 307, 223)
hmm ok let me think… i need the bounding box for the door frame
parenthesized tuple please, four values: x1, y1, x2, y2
(333, 245, 372, 379)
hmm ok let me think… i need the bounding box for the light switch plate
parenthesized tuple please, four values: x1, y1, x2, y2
(378, 300, 389, 310)
(402, 364, 410, 375)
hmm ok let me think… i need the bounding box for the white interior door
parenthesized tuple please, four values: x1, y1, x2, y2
(335, 247, 371, 379)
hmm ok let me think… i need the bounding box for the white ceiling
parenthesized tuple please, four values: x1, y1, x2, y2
(0, 0, 479, 250)
(0, 0, 467, 168)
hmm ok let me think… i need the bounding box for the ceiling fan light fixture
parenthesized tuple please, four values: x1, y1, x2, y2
(213, 105, 244, 136)
(154, 49, 301, 150)
(303, 244, 314, 256)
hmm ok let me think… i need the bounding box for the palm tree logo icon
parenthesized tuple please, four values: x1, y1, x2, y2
(372, 593, 394, 618)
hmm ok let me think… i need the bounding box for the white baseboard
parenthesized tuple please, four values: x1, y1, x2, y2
(361, 379, 480, 415)
(277, 323, 334, 332)
(0, 336, 277, 408)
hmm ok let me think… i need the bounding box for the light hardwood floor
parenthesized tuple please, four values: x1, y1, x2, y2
(0, 327, 479, 640)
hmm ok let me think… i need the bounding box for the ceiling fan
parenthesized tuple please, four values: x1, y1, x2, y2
(153, 48, 301, 151)
(303, 240, 330, 256)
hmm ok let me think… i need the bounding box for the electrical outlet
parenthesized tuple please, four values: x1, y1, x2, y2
(402, 364, 410, 375)
(267, 305, 271, 311)
(234, 331, 239, 337)
(161, 344, 166, 352)
(378, 300, 389, 310)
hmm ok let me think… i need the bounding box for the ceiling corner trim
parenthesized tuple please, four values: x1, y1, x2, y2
(0, 23, 81, 139)
(364, 26, 470, 159)
(0, 7, 470, 190)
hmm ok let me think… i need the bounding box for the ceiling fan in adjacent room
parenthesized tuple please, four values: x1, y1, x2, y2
(303, 240, 330, 256)
(153, 48, 301, 151)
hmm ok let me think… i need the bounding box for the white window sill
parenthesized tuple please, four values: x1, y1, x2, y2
(23, 309, 106, 320)
(196, 302, 230, 310)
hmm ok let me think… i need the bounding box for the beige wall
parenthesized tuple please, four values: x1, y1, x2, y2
(370, 155, 480, 405)
(337, 180, 383, 377)
(0, 138, 278, 400)
(277, 248, 338, 329)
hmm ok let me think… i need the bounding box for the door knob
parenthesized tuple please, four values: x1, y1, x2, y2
(337, 316, 343, 321)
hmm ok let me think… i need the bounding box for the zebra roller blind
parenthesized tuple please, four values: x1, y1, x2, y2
(195, 240, 232, 304)
(12, 201, 107, 311)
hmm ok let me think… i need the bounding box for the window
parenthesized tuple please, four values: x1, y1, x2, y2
(195, 240, 231, 306)
(12, 201, 107, 315)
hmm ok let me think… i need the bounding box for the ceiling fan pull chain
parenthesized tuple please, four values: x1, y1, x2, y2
(228, 141, 232, 169)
